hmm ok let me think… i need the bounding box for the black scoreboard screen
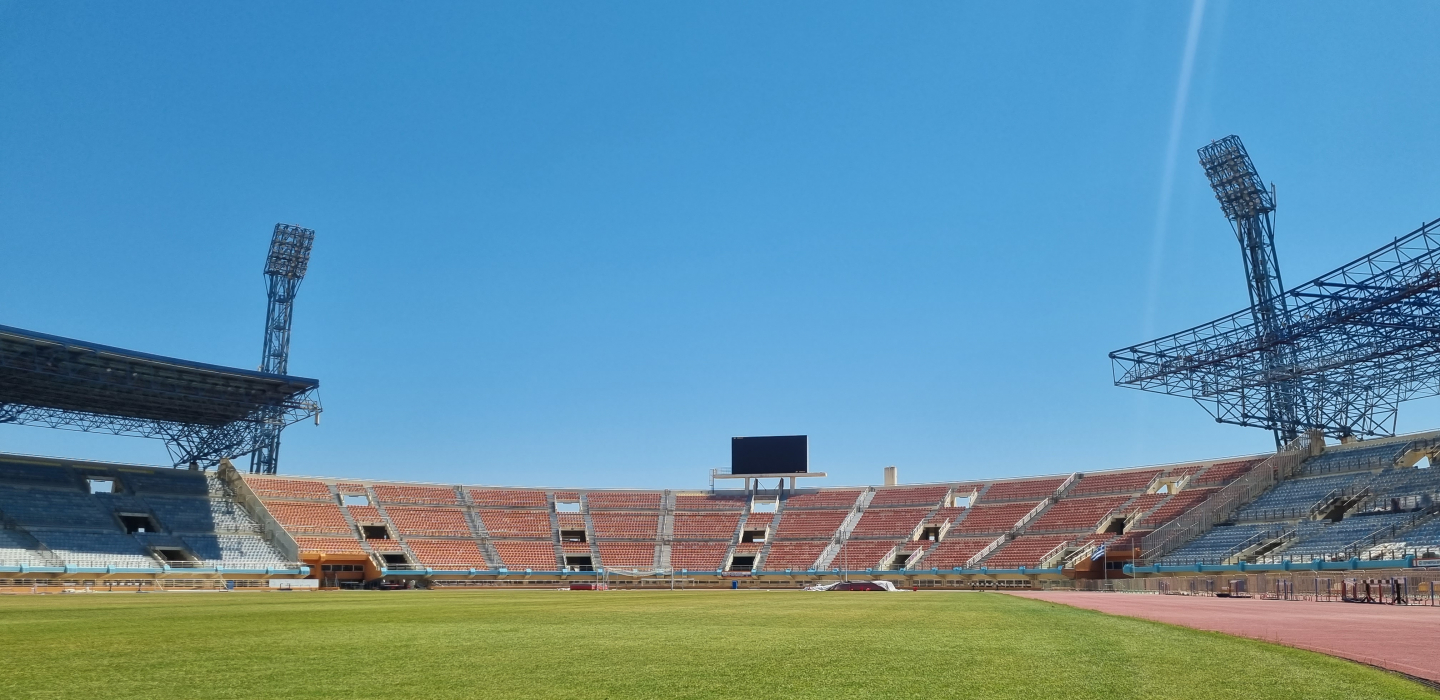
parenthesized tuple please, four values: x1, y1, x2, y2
(731, 435, 808, 475)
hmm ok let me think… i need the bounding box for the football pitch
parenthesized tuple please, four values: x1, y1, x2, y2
(0, 589, 1430, 699)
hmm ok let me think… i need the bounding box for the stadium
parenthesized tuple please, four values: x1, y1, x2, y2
(4, 6, 1440, 700)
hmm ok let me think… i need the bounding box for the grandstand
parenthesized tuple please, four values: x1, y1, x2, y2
(7, 430, 1437, 589)
(0, 455, 303, 579)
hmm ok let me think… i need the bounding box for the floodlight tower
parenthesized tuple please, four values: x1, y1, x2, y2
(1197, 136, 1305, 446)
(249, 223, 315, 475)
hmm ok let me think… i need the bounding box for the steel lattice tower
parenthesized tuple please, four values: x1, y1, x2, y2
(249, 223, 315, 475)
(1197, 136, 1305, 447)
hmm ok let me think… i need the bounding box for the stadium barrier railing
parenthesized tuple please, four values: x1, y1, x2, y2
(1086, 567, 1440, 607)
(1142, 433, 1316, 563)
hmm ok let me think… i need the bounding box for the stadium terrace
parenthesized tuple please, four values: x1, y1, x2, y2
(2, 429, 1437, 592)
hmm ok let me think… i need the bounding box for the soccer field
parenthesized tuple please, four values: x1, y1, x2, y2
(0, 589, 1428, 699)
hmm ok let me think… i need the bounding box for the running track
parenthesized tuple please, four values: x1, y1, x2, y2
(1006, 591, 1440, 683)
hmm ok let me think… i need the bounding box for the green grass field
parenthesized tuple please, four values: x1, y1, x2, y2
(0, 589, 1430, 699)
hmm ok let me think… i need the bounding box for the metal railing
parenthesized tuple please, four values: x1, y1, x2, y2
(1157, 526, 1289, 566)
(1294, 440, 1415, 477)
(1236, 484, 1372, 524)
(1039, 540, 1074, 569)
(1142, 433, 1315, 563)
(1077, 571, 1440, 607)
(963, 474, 1079, 568)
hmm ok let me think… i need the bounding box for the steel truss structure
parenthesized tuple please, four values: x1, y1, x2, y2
(249, 223, 316, 475)
(1112, 136, 1440, 443)
(0, 324, 319, 466)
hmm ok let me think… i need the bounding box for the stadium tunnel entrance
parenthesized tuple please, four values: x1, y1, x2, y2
(302, 553, 381, 589)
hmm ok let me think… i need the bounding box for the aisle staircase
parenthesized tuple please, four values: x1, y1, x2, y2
(366, 485, 420, 568)
(967, 472, 1079, 568)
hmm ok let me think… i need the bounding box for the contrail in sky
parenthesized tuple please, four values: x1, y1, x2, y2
(1142, 0, 1207, 340)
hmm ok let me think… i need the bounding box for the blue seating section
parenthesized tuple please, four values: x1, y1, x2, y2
(30, 529, 160, 569)
(0, 488, 117, 530)
(1296, 442, 1410, 476)
(1233, 473, 1366, 521)
(1366, 467, 1440, 500)
(1271, 512, 1416, 562)
(147, 496, 262, 533)
(1394, 518, 1440, 550)
(0, 528, 46, 566)
(182, 534, 287, 566)
(0, 461, 76, 486)
(1158, 524, 1274, 565)
(0, 461, 290, 570)
(119, 470, 210, 497)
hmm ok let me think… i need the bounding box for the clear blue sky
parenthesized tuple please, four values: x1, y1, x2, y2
(2, 3, 1439, 488)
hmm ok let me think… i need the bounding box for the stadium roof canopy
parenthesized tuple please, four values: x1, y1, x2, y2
(0, 324, 320, 464)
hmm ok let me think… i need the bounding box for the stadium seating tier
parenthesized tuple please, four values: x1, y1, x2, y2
(981, 477, 1066, 502)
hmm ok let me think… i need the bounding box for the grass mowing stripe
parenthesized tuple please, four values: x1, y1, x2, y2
(0, 590, 1430, 699)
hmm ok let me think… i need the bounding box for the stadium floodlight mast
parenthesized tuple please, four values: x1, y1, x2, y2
(250, 223, 316, 475)
(1111, 135, 1440, 446)
(1197, 136, 1305, 446)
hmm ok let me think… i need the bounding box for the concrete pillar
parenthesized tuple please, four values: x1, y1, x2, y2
(884, 466, 898, 486)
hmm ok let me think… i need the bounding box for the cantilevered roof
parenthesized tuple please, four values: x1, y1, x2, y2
(0, 324, 318, 426)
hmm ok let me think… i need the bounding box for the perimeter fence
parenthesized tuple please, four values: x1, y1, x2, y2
(1057, 569, 1440, 607)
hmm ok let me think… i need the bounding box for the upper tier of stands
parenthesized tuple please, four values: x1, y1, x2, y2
(587, 492, 662, 510)
(782, 490, 861, 510)
(867, 485, 951, 508)
(1296, 441, 1413, 477)
(1069, 470, 1160, 496)
(468, 489, 547, 508)
(981, 477, 1065, 503)
(373, 484, 459, 505)
(1191, 459, 1260, 486)
(674, 494, 747, 511)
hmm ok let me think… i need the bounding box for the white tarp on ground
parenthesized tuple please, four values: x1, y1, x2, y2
(267, 579, 319, 589)
(805, 580, 899, 592)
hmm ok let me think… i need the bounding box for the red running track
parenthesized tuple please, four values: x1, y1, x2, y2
(1006, 591, 1440, 683)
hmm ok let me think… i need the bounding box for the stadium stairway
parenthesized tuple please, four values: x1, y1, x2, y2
(720, 507, 752, 573)
(582, 495, 602, 569)
(365, 485, 422, 569)
(814, 488, 874, 570)
(899, 487, 956, 570)
(656, 490, 675, 570)
(456, 486, 504, 569)
(753, 498, 785, 571)
(545, 492, 565, 570)
(909, 484, 989, 568)
(332, 483, 379, 567)
(967, 473, 1079, 568)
